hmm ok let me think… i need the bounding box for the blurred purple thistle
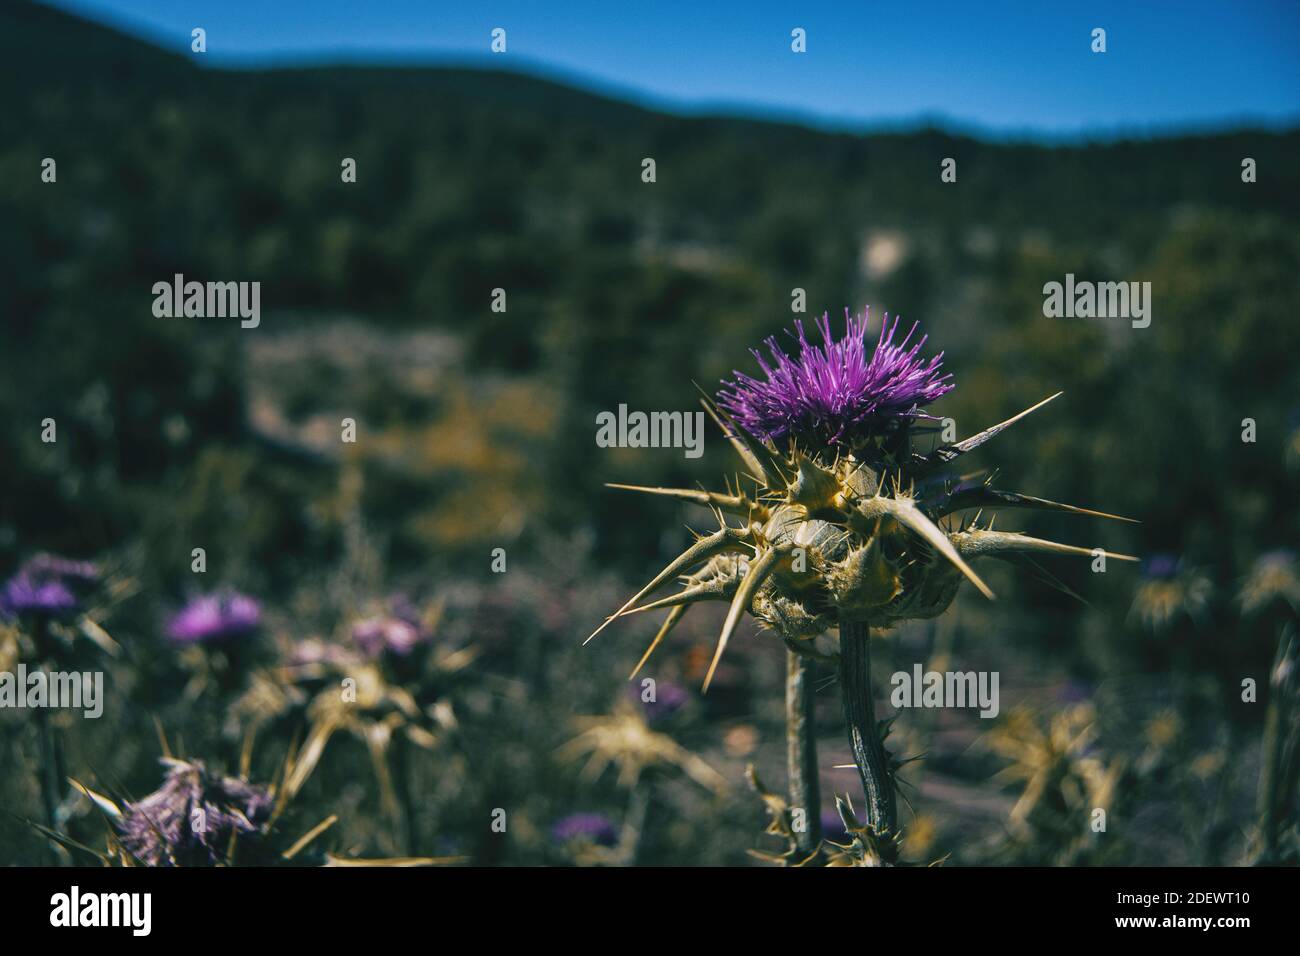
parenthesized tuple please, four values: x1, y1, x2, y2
(351, 595, 429, 658)
(551, 812, 619, 847)
(117, 758, 272, 866)
(629, 680, 689, 724)
(1141, 553, 1180, 581)
(718, 308, 953, 446)
(167, 591, 261, 644)
(0, 553, 99, 618)
(353, 616, 424, 658)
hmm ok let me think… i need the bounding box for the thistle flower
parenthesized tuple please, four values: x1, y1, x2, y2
(629, 680, 689, 724)
(167, 591, 261, 644)
(0, 575, 78, 617)
(986, 704, 1121, 863)
(352, 599, 430, 659)
(0, 554, 99, 618)
(66, 748, 459, 867)
(1141, 554, 1179, 581)
(560, 705, 727, 793)
(717, 308, 952, 447)
(116, 758, 273, 866)
(594, 306, 1136, 848)
(1238, 549, 1299, 616)
(1129, 555, 1211, 632)
(21, 554, 100, 583)
(551, 813, 619, 848)
(287, 637, 357, 671)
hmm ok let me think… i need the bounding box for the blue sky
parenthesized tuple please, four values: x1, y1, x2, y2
(46, 0, 1300, 138)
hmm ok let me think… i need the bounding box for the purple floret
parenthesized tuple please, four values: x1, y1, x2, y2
(718, 308, 953, 446)
(167, 591, 261, 644)
(551, 812, 619, 847)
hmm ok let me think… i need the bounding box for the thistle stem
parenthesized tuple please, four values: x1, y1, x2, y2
(390, 734, 418, 855)
(32, 617, 68, 864)
(35, 707, 65, 821)
(838, 618, 897, 839)
(785, 647, 821, 856)
(1255, 624, 1297, 864)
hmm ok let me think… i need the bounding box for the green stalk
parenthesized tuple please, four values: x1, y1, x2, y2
(785, 647, 822, 857)
(390, 733, 418, 855)
(1255, 624, 1297, 864)
(838, 618, 897, 840)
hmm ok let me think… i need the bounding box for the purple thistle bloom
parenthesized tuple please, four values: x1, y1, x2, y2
(167, 591, 261, 644)
(718, 308, 953, 446)
(117, 759, 273, 866)
(351, 595, 429, 658)
(352, 616, 424, 658)
(22, 554, 99, 582)
(1141, 554, 1180, 581)
(0, 575, 78, 617)
(1055, 679, 1093, 704)
(551, 812, 619, 847)
(0, 553, 100, 618)
(629, 680, 689, 724)
(287, 637, 355, 669)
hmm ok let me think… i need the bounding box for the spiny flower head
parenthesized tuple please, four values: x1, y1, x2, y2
(595, 304, 1137, 846)
(116, 758, 273, 866)
(718, 308, 952, 447)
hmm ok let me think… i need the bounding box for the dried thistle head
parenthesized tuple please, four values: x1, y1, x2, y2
(1238, 549, 1299, 616)
(985, 703, 1122, 855)
(593, 308, 1137, 687)
(1129, 554, 1212, 632)
(115, 758, 274, 867)
(559, 700, 726, 793)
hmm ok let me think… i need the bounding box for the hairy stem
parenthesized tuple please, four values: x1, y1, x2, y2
(838, 618, 897, 839)
(785, 647, 822, 856)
